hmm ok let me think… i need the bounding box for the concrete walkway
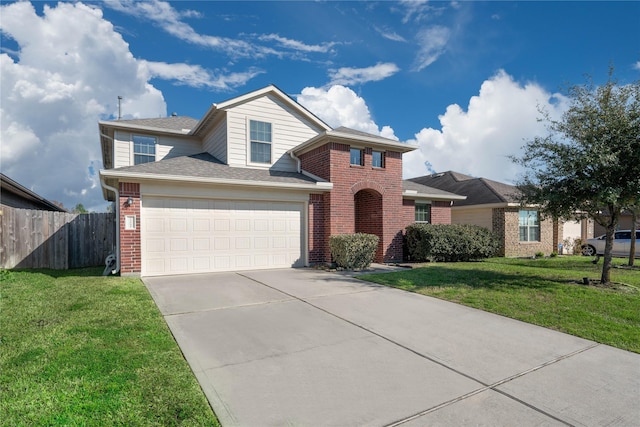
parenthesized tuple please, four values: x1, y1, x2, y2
(144, 268, 640, 427)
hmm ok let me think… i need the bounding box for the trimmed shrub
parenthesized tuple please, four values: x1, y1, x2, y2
(405, 223, 500, 262)
(329, 233, 379, 270)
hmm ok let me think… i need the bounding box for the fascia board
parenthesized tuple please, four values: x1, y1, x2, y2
(403, 191, 467, 201)
(294, 131, 417, 155)
(216, 85, 331, 131)
(99, 169, 333, 192)
(451, 202, 522, 210)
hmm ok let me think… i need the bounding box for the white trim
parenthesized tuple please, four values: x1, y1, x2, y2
(98, 120, 191, 136)
(293, 129, 417, 156)
(246, 117, 274, 168)
(99, 169, 333, 192)
(402, 190, 466, 201)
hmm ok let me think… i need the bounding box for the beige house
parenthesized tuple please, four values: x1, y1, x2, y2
(408, 171, 592, 257)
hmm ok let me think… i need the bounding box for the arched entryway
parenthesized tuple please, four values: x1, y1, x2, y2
(354, 189, 384, 262)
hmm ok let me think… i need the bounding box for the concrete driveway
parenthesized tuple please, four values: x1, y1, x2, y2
(144, 268, 640, 427)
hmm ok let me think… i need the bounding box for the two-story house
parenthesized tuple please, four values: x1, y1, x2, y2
(99, 85, 465, 276)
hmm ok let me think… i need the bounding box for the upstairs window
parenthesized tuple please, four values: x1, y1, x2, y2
(519, 210, 540, 241)
(133, 135, 156, 165)
(250, 120, 272, 164)
(415, 204, 431, 223)
(350, 148, 363, 166)
(372, 151, 384, 168)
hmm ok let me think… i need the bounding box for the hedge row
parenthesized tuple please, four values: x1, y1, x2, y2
(406, 223, 500, 262)
(329, 233, 379, 270)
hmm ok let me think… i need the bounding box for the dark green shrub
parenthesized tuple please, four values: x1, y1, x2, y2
(329, 233, 379, 269)
(405, 224, 500, 262)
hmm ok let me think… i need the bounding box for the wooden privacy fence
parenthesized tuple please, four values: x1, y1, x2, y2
(0, 206, 115, 270)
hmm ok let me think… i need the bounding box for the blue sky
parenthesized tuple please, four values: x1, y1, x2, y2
(1, 1, 639, 211)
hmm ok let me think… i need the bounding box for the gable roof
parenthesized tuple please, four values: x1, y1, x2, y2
(100, 153, 332, 201)
(408, 171, 520, 207)
(402, 180, 466, 201)
(191, 84, 331, 137)
(293, 126, 417, 155)
(0, 173, 67, 211)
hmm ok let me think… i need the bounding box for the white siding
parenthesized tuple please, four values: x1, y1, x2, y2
(451, 207, 493, 230)
(112, 131, 201, 168)
(203, 117, 227, 163)
(155, 135, 201, 160)
(225, 94, 323, 171)
(114, 131, 132, 168)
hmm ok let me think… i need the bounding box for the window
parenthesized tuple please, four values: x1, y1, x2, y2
(350, 148, 363, 166)
(372, 151, 384, 168)
(415, 204, 431, 223)
(133, 135, 156, 165)
(519, 210, 540, 241)
(250, 120, 272, 163)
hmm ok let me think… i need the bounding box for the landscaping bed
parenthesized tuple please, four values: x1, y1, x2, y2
(360, 256, 640, 353)
(0, 268, 219, 426)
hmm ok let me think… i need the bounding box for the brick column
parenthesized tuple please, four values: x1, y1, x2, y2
(119, 182, 141, 275)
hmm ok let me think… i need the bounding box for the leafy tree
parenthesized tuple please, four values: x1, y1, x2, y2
(512, 68, 640, 283)
(72, 203, 88, 214)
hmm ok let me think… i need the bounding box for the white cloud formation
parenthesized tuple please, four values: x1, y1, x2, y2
(104, 0, 268, 58)
(258, 34, 337, 54)
(297, 85, 398, 140)
(328, 63, 400, 86)
(403, 70, 568, 183)
(373, 26, 407, 42)
(139, 61, 264, 91)
(633, 61, 640, 71)
(398, 0, 430, 23)
(413, 26, 450, 71)
(0, 1, 166, 211)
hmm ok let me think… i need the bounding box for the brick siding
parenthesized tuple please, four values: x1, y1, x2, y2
(493, 207, 556, 257)
(119, 182, 141, 274)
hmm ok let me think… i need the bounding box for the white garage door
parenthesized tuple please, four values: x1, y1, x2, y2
(141, 197, 304, 276)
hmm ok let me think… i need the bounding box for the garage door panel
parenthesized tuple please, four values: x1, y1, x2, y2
(142, 196, 304, 276)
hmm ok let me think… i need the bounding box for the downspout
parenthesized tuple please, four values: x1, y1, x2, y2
(100, 131, 120, 274)
(289, 150, 301, 173)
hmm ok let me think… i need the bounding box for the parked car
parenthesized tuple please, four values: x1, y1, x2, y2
(581, 230, 640, 257)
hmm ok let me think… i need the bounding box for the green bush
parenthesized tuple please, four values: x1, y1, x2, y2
(405, 223, 500, 262)
(329, 233, 379, 269)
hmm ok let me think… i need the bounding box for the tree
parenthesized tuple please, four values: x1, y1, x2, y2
(72, 203, 88, 214)
(628, 205, 638, 267)
(512, 68, 640, 283)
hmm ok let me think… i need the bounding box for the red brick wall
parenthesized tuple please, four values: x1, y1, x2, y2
(308, 193, 325, 263)
(119, 182, 141, 274)
(431, 201, 452, 224)
(355, 189, 384, 261)
(300, 142, 405, 263)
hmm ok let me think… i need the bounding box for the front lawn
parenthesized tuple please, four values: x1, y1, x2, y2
(0, 268, 219, 426)
(360, 256, 640, 353)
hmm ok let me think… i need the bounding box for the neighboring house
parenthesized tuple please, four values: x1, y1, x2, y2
(0, 173, 66, 211)
(408, 171, 591, 257)
(594, 210, 638, 237)
(98, 85, 465, 276)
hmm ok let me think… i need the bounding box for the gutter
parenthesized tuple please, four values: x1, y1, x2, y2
(100, 170, 333, 191)
(100, 175, 120, 275)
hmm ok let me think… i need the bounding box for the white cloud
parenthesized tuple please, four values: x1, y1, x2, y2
(373, 26, 407, 42)
(104, 0, 266, 58)
(403, 70, 568, 183)
(258, 34, 337, 53)
(140, 60, 264, 91)
(328, 63, 400, 86)
(398, 0, 430, 23)
(297, 85, 398, 140)
(633, 61, 640, 71)
(413, 26, 450, 71)
(0, 1, 166, 210)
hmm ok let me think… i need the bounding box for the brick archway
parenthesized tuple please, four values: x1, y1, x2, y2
(354, 188, 384, 262)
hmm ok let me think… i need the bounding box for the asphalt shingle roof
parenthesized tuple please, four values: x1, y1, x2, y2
(409, 171, 520, 206)
(113, 153, 319, 185)
(110, 116, 199, 132)
(402, 180, 465, 199)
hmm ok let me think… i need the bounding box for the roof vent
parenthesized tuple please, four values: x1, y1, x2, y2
(171, 112, 177, 117)
(433, 173, 445, 178)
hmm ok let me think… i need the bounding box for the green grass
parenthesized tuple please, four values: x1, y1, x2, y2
(360, 256, 640, 353)
(0, 268, 219, 427)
